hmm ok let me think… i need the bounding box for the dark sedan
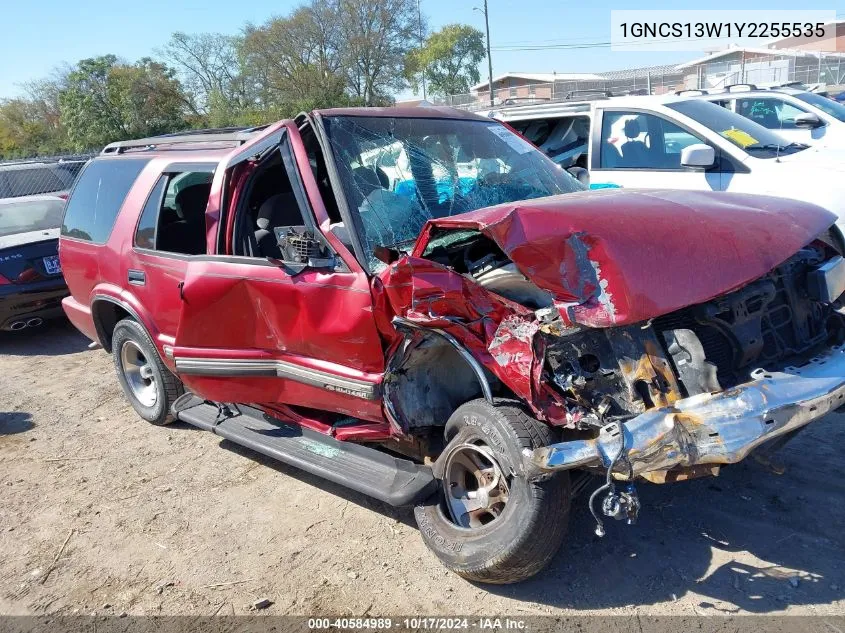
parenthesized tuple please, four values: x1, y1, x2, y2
(0, 195, 68, 331)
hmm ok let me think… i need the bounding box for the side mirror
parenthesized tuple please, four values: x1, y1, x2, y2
(680, 144, 715, 168)
(794, 112, 823, 128)
(273, 226, 335, 274)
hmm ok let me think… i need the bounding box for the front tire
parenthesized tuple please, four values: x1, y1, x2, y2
(414, 399, 571, 584)
(112, 318, 183, 425)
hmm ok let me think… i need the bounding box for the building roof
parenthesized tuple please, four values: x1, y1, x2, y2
(676, 46, 845, 70)
(471, 72, 605, 92)
(596, 64, 683, 81)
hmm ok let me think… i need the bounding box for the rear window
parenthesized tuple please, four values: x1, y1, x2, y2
(0, 197, 65, 238)
(61, 158, 150, 243)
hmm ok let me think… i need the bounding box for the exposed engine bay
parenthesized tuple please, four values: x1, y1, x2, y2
(422, 227, 845, 430)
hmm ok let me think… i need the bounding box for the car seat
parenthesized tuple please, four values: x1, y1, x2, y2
(619, 119, 649, 167)
(157, 183, 211, 255)
(254, 192, 302, 258)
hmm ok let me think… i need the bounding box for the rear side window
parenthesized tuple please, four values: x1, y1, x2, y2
(61, 158, 150, 243)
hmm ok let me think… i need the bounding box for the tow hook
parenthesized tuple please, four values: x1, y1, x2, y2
(600, 482, 640, 529)
(588, 421, 641, 537)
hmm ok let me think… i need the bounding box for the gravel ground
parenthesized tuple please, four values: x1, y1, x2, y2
(1, 320, 844, 617)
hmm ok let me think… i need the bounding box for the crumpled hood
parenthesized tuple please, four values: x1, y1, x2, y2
(413, 188, 836, 327)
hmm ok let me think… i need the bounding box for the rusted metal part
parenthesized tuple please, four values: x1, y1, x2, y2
(640, 464, 720, 484)
(411, 189, 836, 327)
(530, 344, 845, 479)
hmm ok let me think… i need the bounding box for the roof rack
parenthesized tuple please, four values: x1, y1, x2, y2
(100, 125, 270, 155)
(723, 83, 757, 93)
(675, 88, 709, 96)
(500, 97, 551, 106)
(564, 89, 614, 101)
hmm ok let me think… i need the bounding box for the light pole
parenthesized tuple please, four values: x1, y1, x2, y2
(474, 0, 494, 106)
(417, 0, 426, 100)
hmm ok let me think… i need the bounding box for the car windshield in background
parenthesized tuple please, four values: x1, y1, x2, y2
(0, 197, 65, 238)
(667, 100, 808, 158)
(794, 92, 845, 122)
(323, 116, 584, 270)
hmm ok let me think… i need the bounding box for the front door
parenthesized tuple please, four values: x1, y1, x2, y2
(589, 109, 723, 192)
(170, 130, 387, 423)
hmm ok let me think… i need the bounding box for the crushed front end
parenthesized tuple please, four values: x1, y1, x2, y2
(531, 238, 845, 482)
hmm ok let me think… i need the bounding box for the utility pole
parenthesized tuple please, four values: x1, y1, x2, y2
(417, 0, 426, 100)
(475, 0, 494, 106)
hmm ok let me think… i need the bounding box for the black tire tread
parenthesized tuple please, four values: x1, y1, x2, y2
(112, 318, 184, 425)
(421, 398, 571, 584)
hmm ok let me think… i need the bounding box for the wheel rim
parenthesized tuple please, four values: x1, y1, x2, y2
(119, 340, 158, 408)
(443, 443, 510, 529)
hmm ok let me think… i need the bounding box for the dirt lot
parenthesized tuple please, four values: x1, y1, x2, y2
(1, 320, 844, 617)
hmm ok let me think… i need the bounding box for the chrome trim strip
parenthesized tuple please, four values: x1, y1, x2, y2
(173, 357, 380, 400)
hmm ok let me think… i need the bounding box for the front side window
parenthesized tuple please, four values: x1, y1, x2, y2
(133, 171, 213, 255)
(666, 99, 808, 159)
(599, 111, 705, 169)
(322, 116, 583, 271)
(794, 92, 845, 122)
(735, 97, 808, 130)
(61, 158, 150, 243)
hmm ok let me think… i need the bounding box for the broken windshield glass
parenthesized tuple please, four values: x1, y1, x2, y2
(322, 115, 584, 272)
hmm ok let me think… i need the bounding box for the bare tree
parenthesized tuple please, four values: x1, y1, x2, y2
(337, 0, 421, 105)
(158, 32, 248, 117)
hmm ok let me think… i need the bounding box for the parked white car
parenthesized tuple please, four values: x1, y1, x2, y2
(693, 85, 845, 148)
(493, 95, 845, 225)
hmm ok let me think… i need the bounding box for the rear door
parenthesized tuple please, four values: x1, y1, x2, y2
(124, 163, 217, 344)
(170, 124, 387, 423)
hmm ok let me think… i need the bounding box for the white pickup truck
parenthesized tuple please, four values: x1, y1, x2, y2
(488, 94, 845, 223)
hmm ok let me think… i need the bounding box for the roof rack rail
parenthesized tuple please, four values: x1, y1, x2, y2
(100, 125, 271, 155)
(675, 88, 709, 96)
(500, 97, 551, 106)
(564, 89, 613, 100)
(724, 83, 757, 93)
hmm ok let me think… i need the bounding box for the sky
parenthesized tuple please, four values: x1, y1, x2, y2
(0, 0, 840, 100)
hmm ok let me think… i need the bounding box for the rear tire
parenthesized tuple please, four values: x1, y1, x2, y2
(414, 399, 571, 584)
(112, 318, 183, 425)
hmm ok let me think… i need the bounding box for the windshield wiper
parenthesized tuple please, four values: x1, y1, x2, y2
(746, 142, 807, 152)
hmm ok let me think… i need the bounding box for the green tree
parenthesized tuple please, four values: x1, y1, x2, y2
(59, 55, 188, 149)
(240, 1, 349, 112)
(405, 24, 485, 97)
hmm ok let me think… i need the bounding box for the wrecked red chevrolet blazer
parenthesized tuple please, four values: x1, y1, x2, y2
(59, 108, 845, 583)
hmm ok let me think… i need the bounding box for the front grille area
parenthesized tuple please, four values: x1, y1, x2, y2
(655, 246, 844, 393)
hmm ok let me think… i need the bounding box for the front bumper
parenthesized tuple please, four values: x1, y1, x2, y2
(531, 343, 845, 479)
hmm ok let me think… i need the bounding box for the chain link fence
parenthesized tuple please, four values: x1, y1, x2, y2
(434, 52, 845, 111)
(0, 153, 96, 199)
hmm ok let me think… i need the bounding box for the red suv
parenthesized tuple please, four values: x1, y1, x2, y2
(60, 108, 845, 583)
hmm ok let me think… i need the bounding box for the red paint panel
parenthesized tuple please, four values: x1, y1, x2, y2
(414, 188, 836, 327)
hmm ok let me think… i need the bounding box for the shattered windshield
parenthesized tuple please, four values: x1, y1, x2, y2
(322, 115, 584, 271)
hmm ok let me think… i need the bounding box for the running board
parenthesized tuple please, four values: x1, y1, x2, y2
(174, 398, 436, 506)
